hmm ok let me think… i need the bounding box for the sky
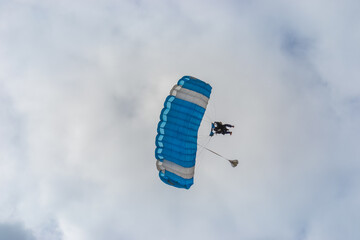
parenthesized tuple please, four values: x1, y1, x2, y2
(1, 0, 360, 239)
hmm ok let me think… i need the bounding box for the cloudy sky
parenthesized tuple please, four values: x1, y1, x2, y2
(1, 0, 360, 239)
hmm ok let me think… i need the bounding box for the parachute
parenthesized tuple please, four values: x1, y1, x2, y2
(155, 76, 212, 189)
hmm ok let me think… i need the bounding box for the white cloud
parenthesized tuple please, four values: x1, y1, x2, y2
(0, 222, 36, 240)
(0, 0, 359, 239)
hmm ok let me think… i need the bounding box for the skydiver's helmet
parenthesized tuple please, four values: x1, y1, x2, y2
(214, 122, 222, 127)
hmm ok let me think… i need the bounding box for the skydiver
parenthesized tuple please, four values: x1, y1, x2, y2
(213, 121, 234, 135)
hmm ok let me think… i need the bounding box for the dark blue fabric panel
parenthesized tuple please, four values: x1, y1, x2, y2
(156, 135, 197, 150)
(160, 115, 199, 131)
(177, 76, 212, 98)
(161, 108, 203, 127)
(178, 76, 212, 92)
(157, 128, 197, 143)
(170, 97, 206, 116)
(158, 142, 197, 155)
(157, 121, 198, 137)
(186, 76, 212, 92)
(159, 171, 193, 189)
(155, 148, 196, 167)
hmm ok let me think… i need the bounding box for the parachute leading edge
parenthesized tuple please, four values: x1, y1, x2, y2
(155, 76, 212, 189)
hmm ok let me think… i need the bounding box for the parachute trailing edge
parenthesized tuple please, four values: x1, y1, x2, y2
(155, 76, 212, 189)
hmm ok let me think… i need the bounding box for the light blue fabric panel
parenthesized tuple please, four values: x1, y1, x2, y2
(155, 76, 212, 189)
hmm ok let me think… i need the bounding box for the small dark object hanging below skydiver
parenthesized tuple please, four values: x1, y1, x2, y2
(210, 121, 234, 136)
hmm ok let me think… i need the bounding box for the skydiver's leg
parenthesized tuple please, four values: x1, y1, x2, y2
(221, 128, 232, 135)
(222, 131, 232, 135)
(223, 124, 234, 128)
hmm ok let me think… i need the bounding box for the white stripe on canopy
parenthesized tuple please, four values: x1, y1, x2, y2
(170, 85, 209, 109)
(156, 160, 195, 179)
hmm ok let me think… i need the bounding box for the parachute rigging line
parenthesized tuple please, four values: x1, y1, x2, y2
(197, 143, 238, 167)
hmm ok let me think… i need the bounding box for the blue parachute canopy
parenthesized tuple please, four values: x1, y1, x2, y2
(155, 76, 212, 189)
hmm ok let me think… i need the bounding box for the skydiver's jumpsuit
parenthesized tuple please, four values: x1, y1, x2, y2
(213, 122, 234, 135)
